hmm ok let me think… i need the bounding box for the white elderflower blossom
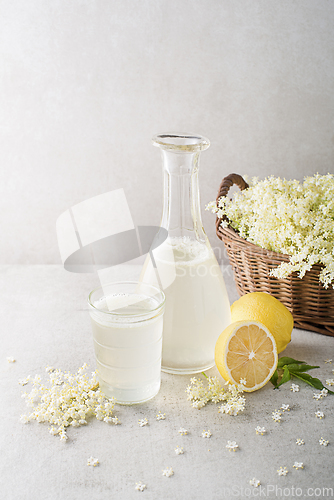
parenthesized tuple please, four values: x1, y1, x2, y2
(296, 438, 305, 446)
(324, 359, 332, 364)
(272, 410, 282, 423)
(280, 404, 290, 412)
(290, 384, 300, 392)
(226, 440, 238, 452)
(19, 365, 118, 439)
(209, 174, 334, 288)
(175, 446, 184, 455)
(313, 387, 328, 399)
(138, 418, 148, 427)
(315, 411, 325, 419)
(156, 411, 166, 421)
(103, 416, 114, 423)
(19, 376, 30, 386)
(59, 430, 68, 442)
(277, 467, 288, 476)
(249, 478, 261, 487)
(202, 430, 212, 438)
(293, 462, 304, 470)
(162, 467, 174, 477)
(325, 379, 334, 386)
(87, 457, 99, 467)
(135, 481, 147, 492)
(178, 427, 188, 435)
(186, 376, 246, 415)
(319, 437, 329, 446)
(255, 426, 266, 435)
(7, 357, 16, 363)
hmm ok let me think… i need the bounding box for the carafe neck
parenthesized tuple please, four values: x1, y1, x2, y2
(153, 134, 210, 241)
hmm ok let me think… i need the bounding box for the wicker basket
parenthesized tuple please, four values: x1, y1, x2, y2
(216, 173, 334, 336)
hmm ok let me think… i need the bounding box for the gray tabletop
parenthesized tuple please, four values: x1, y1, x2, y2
(1, 265, 333, 500)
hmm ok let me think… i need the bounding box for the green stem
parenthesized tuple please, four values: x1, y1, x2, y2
(202, 372, 209, 379)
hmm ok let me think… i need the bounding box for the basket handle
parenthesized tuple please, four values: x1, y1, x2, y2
(215, 173, 249, 231)
(216, 173, 249, 204)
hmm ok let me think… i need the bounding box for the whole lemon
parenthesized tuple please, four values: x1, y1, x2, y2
(230, 292, 293, 353)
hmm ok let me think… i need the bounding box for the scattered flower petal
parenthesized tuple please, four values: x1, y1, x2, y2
(324, 359, 332, 364)
(296, 438, 305, 446)
(135, 481, 147, 492)
(178, 427, 188, 435)
(18, 376, 30, 386)
(59, 430, 68, 442)
(290, 384, 299, 392)
(7, 357, 16, 363)
(255, 426, 266, 435)
(249, 478, 261, 487)
(202, 429, 212, 438)
(226, 440, 238, 452)
(277, 466, 288, 476)
(281, 404, 290, 412)
(87, 456, 99, 467)
(325, 379, 334, 386)
(175, 446, 184, 455)
(272, 410, 282, 422)
(319, 437, 329, 446)
(314, 387, 329, 399)
(315, 411, 325, 419)
(293, 462, 304, 470)
(156, 411, 166, 421)
(138, 418, 148, 427)
(162, 467, 174, 477)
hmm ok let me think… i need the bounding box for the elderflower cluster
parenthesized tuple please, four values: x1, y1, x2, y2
(208, 174, 334, 288)
(186, 376, 246, 416)
(20, 364, 119, 440)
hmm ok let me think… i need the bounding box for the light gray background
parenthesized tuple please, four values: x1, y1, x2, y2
(1, 0, 334, 264)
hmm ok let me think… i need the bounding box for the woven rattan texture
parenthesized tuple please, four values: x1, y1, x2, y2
(216, 174, 334, 336)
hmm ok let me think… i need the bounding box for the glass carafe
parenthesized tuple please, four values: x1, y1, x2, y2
(141, 133, 231, 374)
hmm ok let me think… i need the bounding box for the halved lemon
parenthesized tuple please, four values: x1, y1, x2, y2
(215, 320, 278, 392)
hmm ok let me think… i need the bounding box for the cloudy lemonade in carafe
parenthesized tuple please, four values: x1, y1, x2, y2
(141, 133, 231, 374)
(141, 236, 230, 373)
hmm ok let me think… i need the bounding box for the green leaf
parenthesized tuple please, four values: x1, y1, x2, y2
(286, 364, 319, 373)
(270, 369, 278, 388)
(277, 357, 306, 368)
(277, 367, 291, 387)
(290, 371, 327, 391)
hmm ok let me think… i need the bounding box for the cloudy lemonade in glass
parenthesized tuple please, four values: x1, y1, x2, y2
(88, 282, 165, 404)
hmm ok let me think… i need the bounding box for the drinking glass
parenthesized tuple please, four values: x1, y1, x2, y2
(88, 281, 165, 404)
